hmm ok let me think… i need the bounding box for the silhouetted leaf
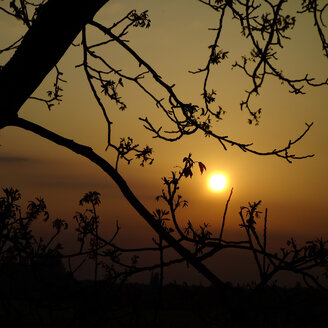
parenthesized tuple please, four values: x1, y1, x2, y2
(183, 167, 193, 178)
(198, 162, 206, 174)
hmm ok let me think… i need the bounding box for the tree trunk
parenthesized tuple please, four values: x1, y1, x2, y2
(0, 0, 109, 125)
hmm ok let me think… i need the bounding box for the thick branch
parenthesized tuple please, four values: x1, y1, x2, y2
(0, 0, 109, 124)
(8, 117, 227, 289)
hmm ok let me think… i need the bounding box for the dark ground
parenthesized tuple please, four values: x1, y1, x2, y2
(1, 269, 328, 328)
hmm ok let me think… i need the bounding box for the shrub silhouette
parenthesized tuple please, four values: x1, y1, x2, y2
(0, 186, 327, 327)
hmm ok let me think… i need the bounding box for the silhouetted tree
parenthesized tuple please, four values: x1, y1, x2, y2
(0, 187, 71, 304)
(0, 0, 327, 286)
(1, 187, 328, 327)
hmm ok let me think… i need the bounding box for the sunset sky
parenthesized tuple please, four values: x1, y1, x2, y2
(0, 0, 327, 284)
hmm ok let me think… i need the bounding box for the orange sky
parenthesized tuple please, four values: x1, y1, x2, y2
(0, 0, 327, 284)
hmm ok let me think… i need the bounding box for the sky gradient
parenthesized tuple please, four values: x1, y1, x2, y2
(0, 0, 327, 284)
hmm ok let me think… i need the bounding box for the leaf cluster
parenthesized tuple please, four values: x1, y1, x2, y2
(0, 187, 66, 265)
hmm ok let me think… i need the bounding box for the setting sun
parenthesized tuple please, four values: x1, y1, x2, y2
(209, 174, 227, 191)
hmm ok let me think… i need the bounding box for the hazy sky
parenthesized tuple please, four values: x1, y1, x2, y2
(0, 0, 327, 283)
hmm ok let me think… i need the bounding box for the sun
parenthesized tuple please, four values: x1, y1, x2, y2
(209, 174, 227, 191)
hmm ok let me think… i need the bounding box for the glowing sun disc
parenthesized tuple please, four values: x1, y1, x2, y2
(209, 174, 226, 191)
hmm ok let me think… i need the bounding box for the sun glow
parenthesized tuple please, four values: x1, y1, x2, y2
(209, 174, 227, 191)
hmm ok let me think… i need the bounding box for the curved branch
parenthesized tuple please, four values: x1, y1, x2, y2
(89, 19, 314, 163)
(8, 116, 228, 289)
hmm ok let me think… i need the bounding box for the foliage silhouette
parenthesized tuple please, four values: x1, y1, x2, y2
(0, 187, 328, 327)
(0, 0, 327, 290)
